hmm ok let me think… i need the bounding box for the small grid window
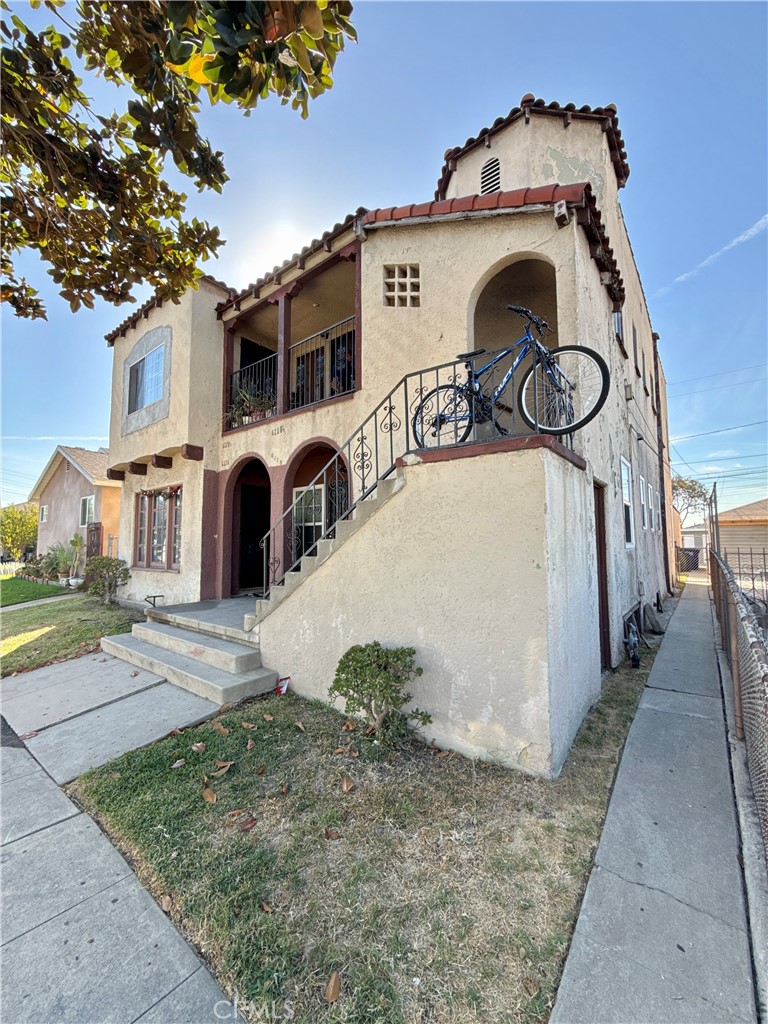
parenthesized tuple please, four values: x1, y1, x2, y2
(480, 156, 501, 194)
(39, 505, 48, 523)
(621, 457, 635, 548)
(128, 345, 164, 413)
(384, 264, 420, 307)
(135, 487, 182, 569)
(79, 495, 95, 527)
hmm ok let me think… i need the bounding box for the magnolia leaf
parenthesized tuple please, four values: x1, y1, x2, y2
(261, 901, 273, 913)
(247, 738, 256, 750)
(212, 763, 233, 777)
(202, 787, 217, 804)
(325, 971, 341, 1003)
(340, 776, 354, 794)
(160, 895, 172, 912)
(191, 742, 206, 753)
(171, 758, 186, 768)
(523, 978, 540, 998)
(241, 816, 258, 832)
(324, 827, 342, 840)
(256, 764, 265, 773)
(212, 721, 230, 736)
(241, 721, 256, 729)
(262, 713, 274, 721)
(295, 721, 305, 733)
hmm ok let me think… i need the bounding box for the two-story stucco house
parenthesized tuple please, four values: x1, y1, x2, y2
(102, 95, 674, 778)
(29, 446, 121, 562)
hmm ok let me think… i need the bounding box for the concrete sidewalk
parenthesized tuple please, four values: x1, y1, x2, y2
(552, 576, 757, 1024)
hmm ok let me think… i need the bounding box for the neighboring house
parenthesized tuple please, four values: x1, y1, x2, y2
(29, 447, 121, 560)
(718, 498, 768, 558)
(103, 94, 673, 777)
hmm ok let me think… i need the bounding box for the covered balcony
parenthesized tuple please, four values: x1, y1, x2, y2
(223, 255, 358, 431)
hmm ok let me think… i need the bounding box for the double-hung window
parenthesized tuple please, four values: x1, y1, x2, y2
(128, 345, 164, 413)
(80, 495, 95, 527)
(648, 483, 655, 531)
(621, 458, 635, 547)
(40, 505, 48, 523)
(656, 490, 662, 533)
(135, 488, 182, 569)
(640, 475, 647, 530)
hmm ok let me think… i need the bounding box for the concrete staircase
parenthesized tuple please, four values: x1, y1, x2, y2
(253, 471, 406, 624)
(102, 613, 277, 706)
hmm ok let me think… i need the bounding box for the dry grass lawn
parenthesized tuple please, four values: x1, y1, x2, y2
(73, 649, 658, 1024)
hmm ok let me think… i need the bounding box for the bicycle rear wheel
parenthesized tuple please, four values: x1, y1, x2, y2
(412, 385, 473, 449)
(517, 345, 609, 435)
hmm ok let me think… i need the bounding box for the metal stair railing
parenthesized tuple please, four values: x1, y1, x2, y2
(259, 344, 554, 596)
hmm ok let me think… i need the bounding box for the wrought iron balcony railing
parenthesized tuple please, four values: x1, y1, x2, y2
(289, 316, 355, 411)
(228, 352, 278, 428)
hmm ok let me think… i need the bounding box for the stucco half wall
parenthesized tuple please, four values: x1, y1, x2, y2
(258, 444, 600, 777)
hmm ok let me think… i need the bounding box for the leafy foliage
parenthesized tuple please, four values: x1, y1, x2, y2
(672, 476, 709, 524)
(329, 641, 431, 745)
(1, 1, 356, 318)
(86, 555, 130, 603)
(0, 502, 38, 559)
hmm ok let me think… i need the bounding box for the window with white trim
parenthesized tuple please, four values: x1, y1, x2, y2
(639, 475, 647, 530)
(656, 490, 662, 533)
(621, 458, 634, 547)
(480, 156, 501, 194)
(135, 487, 182, 569)
(39, 505, 48, 523)
(79, 495, 95, 527)
(649, 483, 655, 531)
(128, 344, 164, 413)
(613, 310, 624, 343)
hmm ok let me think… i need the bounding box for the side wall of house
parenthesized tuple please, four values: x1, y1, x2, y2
(259, 445, 597, 778)
(97, 486, 121, 556)
(37, 461, 95, 555)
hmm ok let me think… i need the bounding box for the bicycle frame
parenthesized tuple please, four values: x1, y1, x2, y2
(465, 325, 564, 404)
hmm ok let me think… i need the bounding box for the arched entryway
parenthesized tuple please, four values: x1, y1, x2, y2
(472, 257, 559, 435)
(231, 457, 271, 594)
(285, 442, 348, 568)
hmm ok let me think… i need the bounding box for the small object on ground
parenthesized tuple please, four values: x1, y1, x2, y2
(325, 972, 341, 1003)
(212, 720, 230, 736)
(191, 742, 206, 753)
(171, 758, 186, 769)
(275, 677, 290, 695)
(643, 602, 665, 634)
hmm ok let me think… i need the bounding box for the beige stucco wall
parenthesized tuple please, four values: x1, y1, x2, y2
(99, 486, 121, 556)
(37, 460, 119, 559)
(259, 446, 598, 778)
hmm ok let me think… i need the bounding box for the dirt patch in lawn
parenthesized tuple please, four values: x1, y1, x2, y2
(73, 648, 658, 1024)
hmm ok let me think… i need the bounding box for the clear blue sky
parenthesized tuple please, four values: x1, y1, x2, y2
(2, 1, 767, 516)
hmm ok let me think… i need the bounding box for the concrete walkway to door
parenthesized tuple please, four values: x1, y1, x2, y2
(551, 574, 758, 1023)
(1, 652, 241, 1022)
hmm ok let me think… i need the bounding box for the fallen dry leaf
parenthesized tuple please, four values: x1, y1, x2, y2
(241, 817, 258, 832)
(212, 721, 230, 736)
(261, 901, 273, 913)
(342, 720, 356, 732)
(215, 759, 234, 767)
(202, 787, 217, 804)
(333, 747, 346, 755)
(130, 671, 139, 678)
(341, 776, 354, 794)
(161, 895, 172, 913)
(191, 742, 206, 754)
(523, 978, 540, 998)
(211, 764, 232, 778)
(324, 828, 342, 841)
(219, 702, 233, 713)
(228, 809, 247, 817)
(256, 763, 265, 773)
(246, 738, 255, 750)
(241, 721, 256, 730)
(435, 750, 452, 760)
(326, 972, 341, 1003)
(171, 759, 186, 769)
(365, 725, 377, 736)
(19, 731, 38, 740)
(281, 785, 289, 796)
(262, 713, 273, 722)
(348, 748, 360, 758)
(295, 721, 305, 732)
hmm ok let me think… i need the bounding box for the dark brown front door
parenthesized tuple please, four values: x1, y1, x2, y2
(593, 484, 611, 669)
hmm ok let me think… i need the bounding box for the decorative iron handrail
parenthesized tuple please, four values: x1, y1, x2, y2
(259, 344, 559, 597)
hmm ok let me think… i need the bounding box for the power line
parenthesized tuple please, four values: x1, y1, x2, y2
(667, 376, 768, 399)
(670, 420, 768, 442)
(666, 362, 768, 387)
(670, 452, 768, 465)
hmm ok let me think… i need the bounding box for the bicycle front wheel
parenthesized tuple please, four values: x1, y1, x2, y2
(517, 345, 609, 435)
(412, 385, 474, 449)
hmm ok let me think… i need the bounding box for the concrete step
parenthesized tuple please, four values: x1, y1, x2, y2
(146, 607, 260, 647)
(101, 634, 277, 705)
(133, 621, 262, 673)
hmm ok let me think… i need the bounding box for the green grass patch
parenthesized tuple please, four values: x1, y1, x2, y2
(74, 648, 659, 1024)
(0, 576, 71, 608)
(1, 595, 143, 675)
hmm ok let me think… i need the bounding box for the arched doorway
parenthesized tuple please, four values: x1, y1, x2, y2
(231, 457, 271, 594)
(473, 258, 559, 435)
(286, 443, 348, 567)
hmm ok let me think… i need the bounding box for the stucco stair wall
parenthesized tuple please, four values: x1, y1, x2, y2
(253, 473, 405, 626)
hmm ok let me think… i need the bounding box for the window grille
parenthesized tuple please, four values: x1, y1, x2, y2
(383, 265, 420, 307)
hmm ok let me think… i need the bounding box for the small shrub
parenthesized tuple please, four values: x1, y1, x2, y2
(329, 641, 431, 745)
(86, 556, 130, 605)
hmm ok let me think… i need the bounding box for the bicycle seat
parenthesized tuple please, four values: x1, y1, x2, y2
(456, 348, 486, 361)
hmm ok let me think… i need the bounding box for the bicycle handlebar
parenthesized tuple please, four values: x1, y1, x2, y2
(507, 304, 550, 332)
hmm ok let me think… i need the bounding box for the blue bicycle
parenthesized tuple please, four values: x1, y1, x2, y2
(412, 305, 610, 448)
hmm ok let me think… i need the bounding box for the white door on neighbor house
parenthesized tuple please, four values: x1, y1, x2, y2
(292, 485, 324, 561)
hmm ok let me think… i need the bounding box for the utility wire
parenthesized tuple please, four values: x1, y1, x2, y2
(666, 362, 767, 386)
(667, 376, 768, 399)
(671, 420, 768, 442)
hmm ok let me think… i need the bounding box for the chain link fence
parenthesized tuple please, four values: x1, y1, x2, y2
(709, 509, 768, 857)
